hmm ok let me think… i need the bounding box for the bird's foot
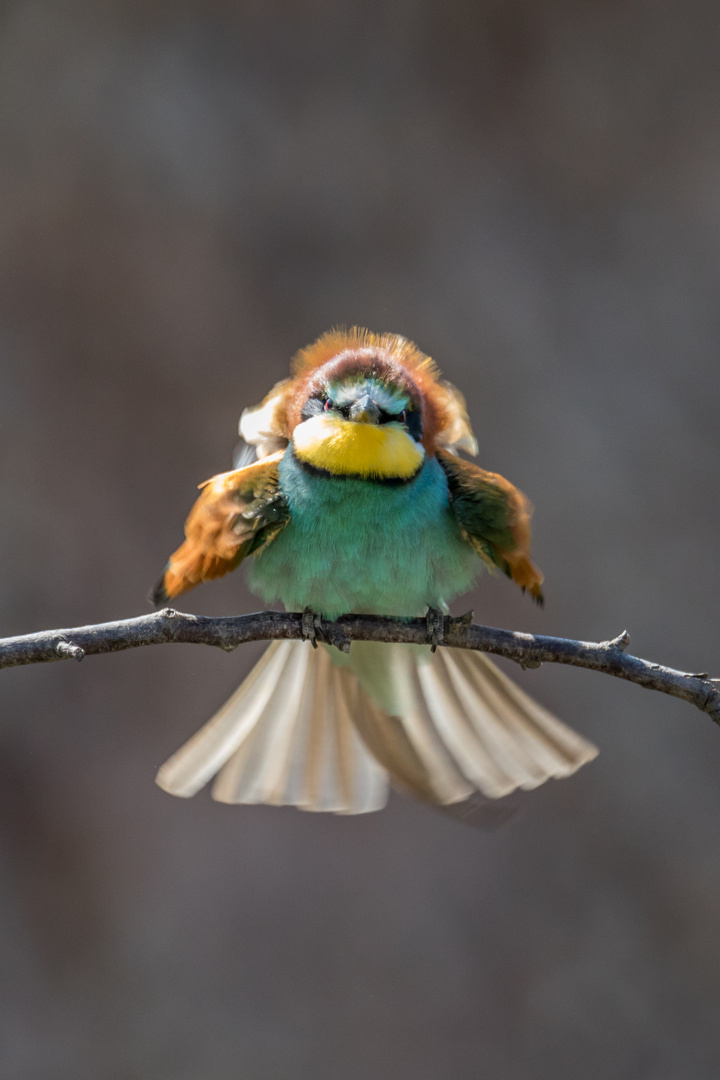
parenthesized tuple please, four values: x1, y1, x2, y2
(426, 607, 446, 653)
(301, 609, 322, 649)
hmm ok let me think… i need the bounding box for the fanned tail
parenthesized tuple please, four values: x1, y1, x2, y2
(338, 642, 598, 805)
(156, 641, 597, 815)
(155, 641, 389, 814)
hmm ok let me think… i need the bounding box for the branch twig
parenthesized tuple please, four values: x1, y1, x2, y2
(0, 608, 718, 726)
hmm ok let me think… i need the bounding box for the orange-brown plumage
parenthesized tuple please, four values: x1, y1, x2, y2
(153, 452, 287, 604)
(240, 327, 477, 457)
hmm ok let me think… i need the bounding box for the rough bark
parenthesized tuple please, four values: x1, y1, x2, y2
(1, 608, 718, 726)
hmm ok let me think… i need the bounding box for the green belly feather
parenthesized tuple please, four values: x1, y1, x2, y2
(246, 451, 479, 619)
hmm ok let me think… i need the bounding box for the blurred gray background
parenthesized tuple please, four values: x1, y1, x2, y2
(1, 1, 719, 1078)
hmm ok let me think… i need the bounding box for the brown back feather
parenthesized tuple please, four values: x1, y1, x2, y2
(152, 452, 288, 604)
(437, 448, 545, 603)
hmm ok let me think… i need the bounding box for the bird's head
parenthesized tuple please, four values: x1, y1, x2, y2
(239, 329, 478, 481)
(291, 348, 427, 481)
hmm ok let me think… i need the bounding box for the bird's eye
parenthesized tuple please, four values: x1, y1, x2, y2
(324, 398, 333, 411)
(401, 409, 407, 423)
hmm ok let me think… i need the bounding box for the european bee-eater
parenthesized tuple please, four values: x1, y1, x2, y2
(152, 329, 596, 814)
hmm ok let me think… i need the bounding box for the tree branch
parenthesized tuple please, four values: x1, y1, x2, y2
(0, 608, 718, 726)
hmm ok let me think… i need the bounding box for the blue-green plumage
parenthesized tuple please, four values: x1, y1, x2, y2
(155, 329, 597, 813)
(246, 450, 479, 619)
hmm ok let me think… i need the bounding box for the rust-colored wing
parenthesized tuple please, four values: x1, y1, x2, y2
(437, 448, 544, 604)
(151, 451, 289, 604)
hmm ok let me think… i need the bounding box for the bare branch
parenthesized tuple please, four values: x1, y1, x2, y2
(1, 608, 718, 726)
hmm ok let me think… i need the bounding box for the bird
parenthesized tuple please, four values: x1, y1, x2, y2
(151, 328, 597, 815)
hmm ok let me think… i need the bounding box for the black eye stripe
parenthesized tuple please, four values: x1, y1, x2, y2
(303, 393, 422, 438)
(404, 409, 423, 440)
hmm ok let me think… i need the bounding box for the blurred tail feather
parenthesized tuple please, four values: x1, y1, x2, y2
(156, 641, 389, 813)
(156, 641, 597, 815)
(348, 644, 597, 805)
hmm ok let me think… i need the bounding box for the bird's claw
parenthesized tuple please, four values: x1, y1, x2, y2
(426, 607, 446, 653)
(301, 609, 322, 649)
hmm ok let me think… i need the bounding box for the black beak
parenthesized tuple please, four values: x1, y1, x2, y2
(349, 394, 381, 424)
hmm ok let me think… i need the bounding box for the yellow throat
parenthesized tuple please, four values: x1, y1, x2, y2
(292, 414, 425, 479)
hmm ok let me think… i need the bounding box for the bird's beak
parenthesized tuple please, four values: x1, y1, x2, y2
(349, 394, 381, 424)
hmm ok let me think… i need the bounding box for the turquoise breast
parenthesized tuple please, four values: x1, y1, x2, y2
(246, 451, 479, 618)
